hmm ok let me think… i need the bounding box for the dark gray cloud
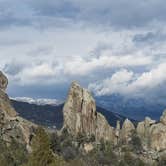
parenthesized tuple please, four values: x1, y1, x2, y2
(1, 0, 166, 29)
(133, 31, 166, 45)
(29, 1, 79, 18)
(3, 61, 25, 75)
(27, 0, 166, 28)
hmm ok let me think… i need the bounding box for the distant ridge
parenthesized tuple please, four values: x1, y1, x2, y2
(11, 97, 63, 106)
(11, 99, 134, 129)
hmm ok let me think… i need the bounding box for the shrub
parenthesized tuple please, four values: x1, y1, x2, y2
(130, 131, 142, 152)
(0, 137, 28, 166)
(62, 146, 77, 160)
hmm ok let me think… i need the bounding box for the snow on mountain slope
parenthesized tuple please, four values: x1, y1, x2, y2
(11, 97, 63, 106)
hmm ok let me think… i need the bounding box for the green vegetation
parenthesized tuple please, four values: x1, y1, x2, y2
(0, 127, 150, 166)
(0, 138, 27, 166)
(130, 130, 142, 152)
(25, 127, 66, 166)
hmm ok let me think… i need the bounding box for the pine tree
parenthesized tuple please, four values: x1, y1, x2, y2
(26, 127, 56, 166)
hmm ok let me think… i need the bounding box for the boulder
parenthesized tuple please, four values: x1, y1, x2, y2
(83, 143, 94, 153)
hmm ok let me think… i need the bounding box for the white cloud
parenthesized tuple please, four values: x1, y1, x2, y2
(128, 63, 166, 92)
(89, 63, 166, 97)
(89, 69, 134, 96)
(64, 53, 153, 76)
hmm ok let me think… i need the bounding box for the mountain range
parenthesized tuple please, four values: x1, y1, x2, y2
(96, 95, 166, 121)
(11, 99, 135, 129)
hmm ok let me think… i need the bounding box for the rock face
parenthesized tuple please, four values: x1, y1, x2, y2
(0, 71, 8, 91)
(160, 110, 166, 125)
(63, 82, 115, 142)
(63, 81, 166, 153)
(137, 112, 166, 152)
(137, 117, 156, 140)
(149, 123, 166, 151)
(0, 71, 36, 150)
(148, 110, 166, 151)
(121, 119, 135, 143)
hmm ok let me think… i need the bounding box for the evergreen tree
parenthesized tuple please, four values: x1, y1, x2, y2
(26, 127, 65, 166)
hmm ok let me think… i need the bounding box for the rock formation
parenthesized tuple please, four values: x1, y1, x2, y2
(136, 112, 166, 152)
(137, 117, 156, 138)
(160, 110, 166, 125)
(63, 81, 115, 142)
(0, 71, 36, 150)
(148, 110, 166, 151)
(121, 119, 135, 143)
(0, 71, 8, 91)
(63, 81, 166, 153)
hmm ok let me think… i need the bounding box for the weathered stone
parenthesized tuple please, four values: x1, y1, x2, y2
(137, 117, 156, 138)
(0, 71, 37, 151)
(160, 110, 166, 125)
(149, 123, 166, 151)
(115, 121, 120, 137)
(136, 111, 166, 152)
(63, 80, 166, 153)
(137, 121, 145, 137)
(63, 81, 115, 142)
(121, 119, 135, 143)
(83, 143, 94, 153)
(145, 117, 156, 126)
(114, 121, 120, 145)
(0, 89, 17, 117)
(0, 71, 8, 91)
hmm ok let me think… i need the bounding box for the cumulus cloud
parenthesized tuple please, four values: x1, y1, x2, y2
(89, 63, 166, 98)
(89, 69, 134, 95)
(64, 53, 153, 76)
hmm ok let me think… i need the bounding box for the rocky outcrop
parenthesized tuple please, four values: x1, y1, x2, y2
(149, 123, 166, 151)
(0, 71, 8, 91)
(63, 81, 115, 142)
(148, 110, 166, 151)
(63, 81, 166, 153)
(136, 112, 166, 152)
(137, 117, 155, 140)
(0, 71, 36, 150)
(121, 119, 135, 143)
(160, 110, 166, 125)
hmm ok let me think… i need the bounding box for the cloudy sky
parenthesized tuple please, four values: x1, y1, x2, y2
(0, 0, 166, 102)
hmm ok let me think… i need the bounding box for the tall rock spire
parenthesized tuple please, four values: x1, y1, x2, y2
(63, 81, 115, 142)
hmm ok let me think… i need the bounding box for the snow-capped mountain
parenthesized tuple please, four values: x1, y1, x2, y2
(11, 97, 63, 106)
